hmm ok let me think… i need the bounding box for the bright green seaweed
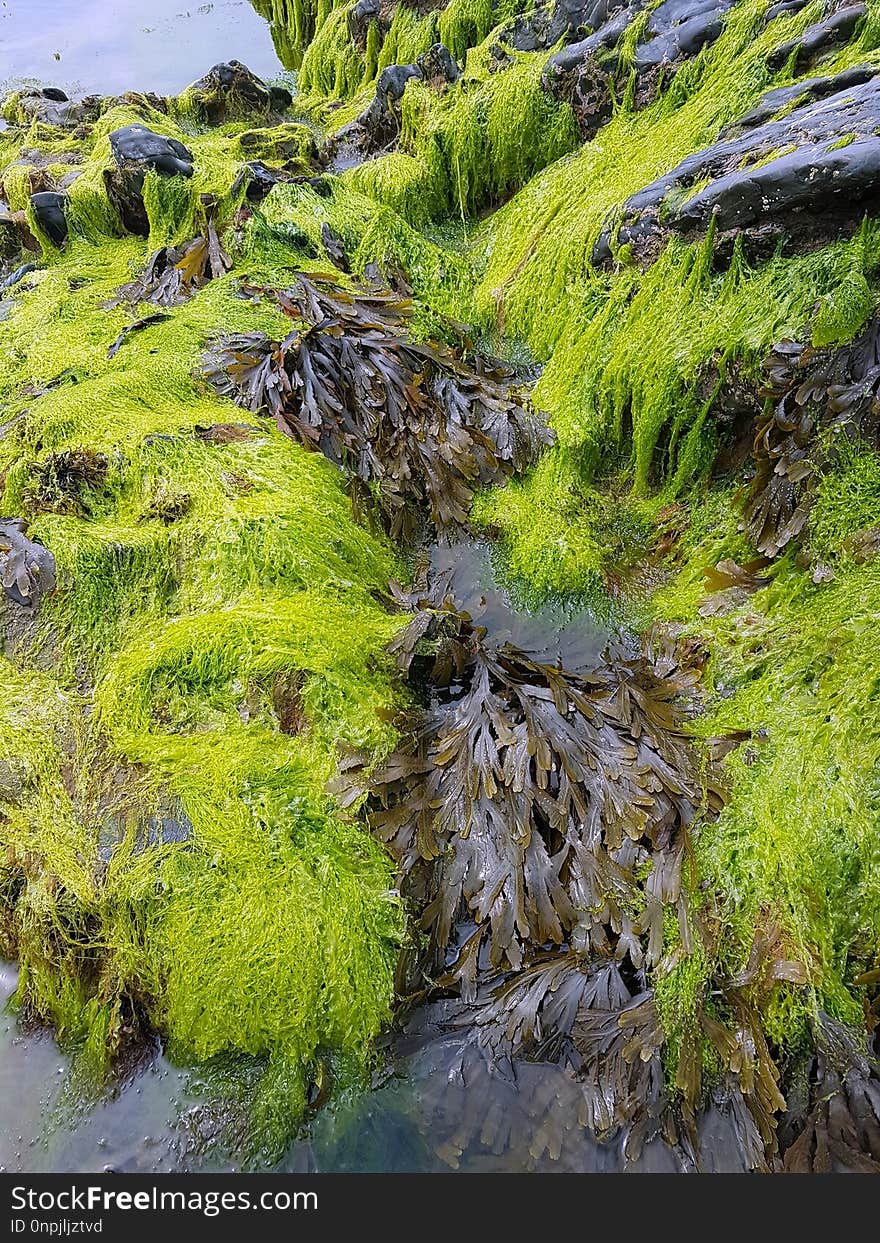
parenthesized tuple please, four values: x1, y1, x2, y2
(1, 0, 879, 1163)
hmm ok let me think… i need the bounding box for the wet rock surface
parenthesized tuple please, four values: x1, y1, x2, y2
(594, 71, 880, 263)
(105, 125, 195, 235)
(766, 1, 865, 70)
(109, 125, 195, 179)
(544, 0, 736, 135)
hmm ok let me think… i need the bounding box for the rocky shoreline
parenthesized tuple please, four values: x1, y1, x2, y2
(0, 0, 878, 1172)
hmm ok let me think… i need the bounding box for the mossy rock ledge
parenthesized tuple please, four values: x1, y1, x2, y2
(1, 0, 879, 1171)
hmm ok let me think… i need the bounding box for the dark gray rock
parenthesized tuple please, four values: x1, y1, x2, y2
(4, 86, 114, 129)
(29, 191, 68, 247)
(0, 262, 38, 291)
(593, 71, 880, 264)
(725, 63, 877, 133)
(502, 0, 632, 53)
(241, 160, 282, 203)
(418, 42, 461, 86)
(106, 126, 194, 235)
(767, 3, 865, 71)
(109, 125, 194, 177)
(183, 60, 291, 123)
(330, 46, 459, 160)
(0, 213, 25, 262)
(766, 0, 810, 19)
(543, 0, 735, 136)
(349, 0, 381, 47)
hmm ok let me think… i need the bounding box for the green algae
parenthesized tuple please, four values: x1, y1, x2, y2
(642, 480, 880, 1069)
(349, 49, 579, 223)
(809, 442, 880, 556)
(2, 0, 880, 1161)
(0, 95, 407, 1138)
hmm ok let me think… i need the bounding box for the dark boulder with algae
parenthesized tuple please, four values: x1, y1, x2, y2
(594, 71, 880, 264)
(0, 0, 879, 1172)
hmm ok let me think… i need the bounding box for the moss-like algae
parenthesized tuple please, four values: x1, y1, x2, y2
(3, 0, 880, 1158)
(0, 101, 406, 1148)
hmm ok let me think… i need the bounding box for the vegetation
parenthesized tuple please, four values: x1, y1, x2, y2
(0, 0, 878, 1169)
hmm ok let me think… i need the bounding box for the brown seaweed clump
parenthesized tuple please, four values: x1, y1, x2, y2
(333, 573, 880, 1170)
(743, 314, 880, 556)
(203, 273, 552, 540)
(24, 447, 109, 516)
(108, 221, 232, 310)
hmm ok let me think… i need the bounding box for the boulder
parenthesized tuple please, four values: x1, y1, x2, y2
(331, 45, 460, 160)
(767, 3, 866, 71)
(543, 0, 736, 136)
(348, 0, 381, 48)
(593, 72, 880, 264)
(183, 61, 292, 124)
(30, 191, 68, 247)
(105, 125, 194, 235)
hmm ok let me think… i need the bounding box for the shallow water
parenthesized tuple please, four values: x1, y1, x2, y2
(0, 0, 281, 97)
(429, 539, 630, 670)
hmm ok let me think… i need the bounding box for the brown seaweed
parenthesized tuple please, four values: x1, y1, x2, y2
(0, 517, 57, 609)
(203, 273, 552, 540)
(780, 1016, 880, 1172)
(331, 572, 880, 1169)
(743, 316, 880, 556)
(24, 447, 109, 516)
(108, 219, 231, 310)
(335, 579, 719, 981)
(107, 311, 171, 358)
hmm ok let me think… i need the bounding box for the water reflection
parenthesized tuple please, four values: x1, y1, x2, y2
(428, 539, 632, 672)
(0, 0, 282, 97)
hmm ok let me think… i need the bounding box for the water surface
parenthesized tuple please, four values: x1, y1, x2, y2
(0, 0, 281, 96)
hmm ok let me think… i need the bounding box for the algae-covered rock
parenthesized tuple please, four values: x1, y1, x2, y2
(544, 0, 737, 135)
(181, 60, 293, 124)
(1, 0, 880, 1170)
(104, 125, 195, 236)
(594, 72, 880, 264)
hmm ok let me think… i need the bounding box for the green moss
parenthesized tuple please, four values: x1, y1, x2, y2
(0, 212, 405, 1131)
(249, 177, 474, 320)
(471, 451, 617, 601)
(809, 442, 880, 556)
